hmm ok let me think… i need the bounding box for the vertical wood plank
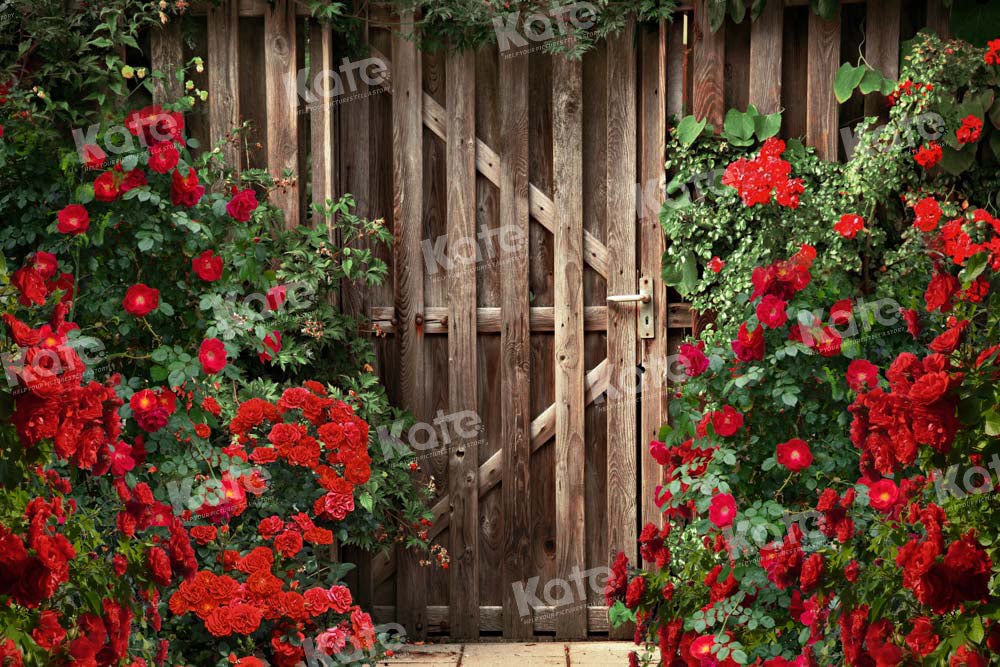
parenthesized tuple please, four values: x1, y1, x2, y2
(864, 0, 901, 118)
(339, 7, 372, 319)
(392, 12, 426, 640)
(693, 0, 725, 129)
(749, 0, 783, 114)
(207, 0, 241, 174)
(500, 49, 533, 641)
(806, 7, 841, 161)
(150, 20, 183, 105)
(310, 22, 336, 227)
(446, 50, 480, 640)
(666, 19, 686, 118)
(264, 0, 299, 226)
(606, 17, 638, 641)
(926, 0, 950, 39)
(552, 52, 586, 640)
(639, 22, 667, 538)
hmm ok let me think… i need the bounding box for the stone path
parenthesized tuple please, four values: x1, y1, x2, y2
(383, 642, 634, 666)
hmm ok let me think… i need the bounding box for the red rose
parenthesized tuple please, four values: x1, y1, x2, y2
(204, 607, 233, 637)
(844, 560, 859, 583)
(146, 546, 172, 586)
(908, 371, 950, 405)
(914, 142, 943, 169)
(81, 143, 107, 169)
(191, 250, 223, 281)
(709, 493, 736, 528)
(868, 479, 899, 512)
(678, 342, 709, 377)
(3, 314, 41, 346)
(835, 214, 865, 239)
(901, 308, 921, 338)
(951, 646, 987, 667)
(711, 405, 743, 437)
(190, 525, 217, 544)
(273, 530, 303, 559)
(135, 407, 169, 433)
(776, 438, 812, 472)
(799, 553, 824, 591)
(226, 188, 259, 222)
(148, 141, 179, 174)
(170, 167, 204, 208)
(956, 114, 983, 144)
(226, 603, 262, 635)
(328, 584, 352, 613)
(11, 267, 47, 306)
(121, 168, 148, 192)
(123, 284, 159, 317)
(914, 197, 942, 232)
(846, 359, 879, 392)
(56, 204, 90, 235)
(905, 617, 939, 657)
(731, 322, 765, 361)
(46, 273, 75, 303)
(32, 610, 66, 650)
(93, 171, 119, 202)
(756, 294, 788, 329)
(260, 331, 282, 362)
(929, 320, 968, 354)
(266, 285, 287, 311)
(198, 338, 227, 375)
(28, 251, 58, 280)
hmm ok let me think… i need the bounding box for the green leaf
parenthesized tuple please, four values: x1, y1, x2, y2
(858, 68, 885, 95)
(681, 251, 699, 295)
(960, 252, 989, 288)
(939, 145, 975, 175)
(608, 600, 636, 627)
(989, 98, 1000, 130)
(137, 237, 155, 252)
(834, 63, 864, 103)
(750, 0, 767, 20)
(150, 365, 168, 382)
(728, 0, 747, 24)
(677, 115, 709, 147)
(985, 410, 1000, 437)
(708, 0, 727, 32)
(754, 112, 782, 139)
(724, 109, 755, 140)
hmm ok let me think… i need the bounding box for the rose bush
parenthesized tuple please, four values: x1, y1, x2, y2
(613, 33, 1000, 667)
(1, 4, 435, 665)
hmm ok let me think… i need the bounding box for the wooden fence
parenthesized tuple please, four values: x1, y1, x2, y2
(148, 0, 950, 640)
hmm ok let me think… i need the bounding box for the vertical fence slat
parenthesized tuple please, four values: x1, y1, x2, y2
(446, 50, 480, 640)
(310, 22, 336, 227)
(207, 0, 240, 174)
(150, 21, 183, 106)
(606, 16, 638, 641)
(806, 7, 841, 160)
(552, 52, 586, 640)
(392, 11, 427, 640)
(264, 0, 300, 226)
(749, 0, 783, 114)
(500, 48, 533, 641)
(926, 0, 950, 38)
(639, 21, 667, 538)
(339, 8, 372, 319)
(865, 0, 901, 117)
(693, 0, 725, 129)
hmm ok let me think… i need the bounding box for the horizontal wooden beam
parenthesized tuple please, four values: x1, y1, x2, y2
(369, 304, 690, 333)
(371, 605, 612, 634)
(190, 0, 865, 16)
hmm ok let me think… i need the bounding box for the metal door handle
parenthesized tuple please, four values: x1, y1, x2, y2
(607, 293, 650, 304)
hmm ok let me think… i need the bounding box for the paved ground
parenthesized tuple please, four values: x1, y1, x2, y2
(383, 642, 635, 666)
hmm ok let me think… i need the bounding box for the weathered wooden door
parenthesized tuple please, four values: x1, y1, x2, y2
(353, 17, 691, 641)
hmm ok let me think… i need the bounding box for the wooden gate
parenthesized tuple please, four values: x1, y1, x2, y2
(152, 0, 951, 640)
